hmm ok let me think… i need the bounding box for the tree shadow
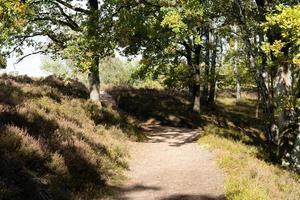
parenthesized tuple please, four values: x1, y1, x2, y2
(114, 183, 225, 200)
(108, 87, 204, 128)
(36, 76, 89, 99)
(140, 124, 201, 146)
(1, 74, 89, 99)
(112, 184, 161, 200)
(117, 184, 161, 193)
(160, 194, 226, 200)
(0, 109, 116, 199)
(200, 99, 277, 163)
(84, 100, 145, 140)
(0, 81, 26, 106)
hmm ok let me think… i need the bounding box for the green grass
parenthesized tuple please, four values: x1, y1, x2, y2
(0, 74, 141, 200)
(199, 97, 300, 200)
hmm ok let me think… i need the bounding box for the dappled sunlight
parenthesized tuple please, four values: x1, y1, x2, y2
(140, 124, 201, 146)
(1, 0, 299, 199)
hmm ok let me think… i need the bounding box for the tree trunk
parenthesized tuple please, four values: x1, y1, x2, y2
(88, 56, 101, 102)
(291, 121, 300, 172)
(186, 43, 201, 113)
(233, 25, 241, 102)
(202, 27, 210, 104)
(193, 44, 202, 112)
(87, 0, 101, 103)
(208, 34, 218, 105)
(275, 63, 292, 130)
(236, 0, 275, 141)
(274, 62, 300, 170)
(256, 87, 260, 118)
(193, 70, 201, 112)
(247, 45, 274, 141)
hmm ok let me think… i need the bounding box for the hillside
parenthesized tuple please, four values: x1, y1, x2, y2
(0, 74, 140, 200)
(1, 74, 300, 200)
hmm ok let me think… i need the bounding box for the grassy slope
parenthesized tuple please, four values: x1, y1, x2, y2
(198, 96, 300, 200)
(0, 75, 140, 200)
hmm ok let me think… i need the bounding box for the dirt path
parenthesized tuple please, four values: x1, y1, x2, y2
(117, 124, 225, 200)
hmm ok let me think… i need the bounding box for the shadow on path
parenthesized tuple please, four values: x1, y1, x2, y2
(160, 194, 226, 200)
(141, 124, 201, 147)
(117, 124, 225, 200)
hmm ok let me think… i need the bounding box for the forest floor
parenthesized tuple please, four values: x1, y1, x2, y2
(117, 123, 225, 200)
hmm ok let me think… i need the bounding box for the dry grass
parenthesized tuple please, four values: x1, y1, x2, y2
(0, 74, 140, 200)
(198, 96, 300, 200)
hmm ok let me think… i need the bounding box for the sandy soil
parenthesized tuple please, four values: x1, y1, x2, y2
(117, 124, 225, 200)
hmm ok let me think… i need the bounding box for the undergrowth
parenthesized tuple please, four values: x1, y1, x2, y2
(0, 74, 140, 200)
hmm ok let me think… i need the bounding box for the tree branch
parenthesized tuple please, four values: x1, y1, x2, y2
(50, 1, 80, 30)
(15, 50, 45, 64)
(33, 17, 80, 31)
(54, 0, 90, 14)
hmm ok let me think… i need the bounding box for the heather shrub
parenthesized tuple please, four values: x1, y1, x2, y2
(0, 74, 133, 200)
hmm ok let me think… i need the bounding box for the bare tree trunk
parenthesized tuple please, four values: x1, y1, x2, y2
(202, 26, 210, 104)
(248, 46, 274, 141)
(275, 63, 292, 141)
(208, 33, 218, 105)
(236, 0, 275, 141)
(87, 0, 101, 103)
(274, 62, 300, 170)
(186, 43, 201, 113)
(256, 87, 260, 118)
(292, 122, 300, 172)
(193, 70, 201, 112)
(233, 25, 241, 102)
(193, 44, 202, 112)
(88, 57, 101, 102)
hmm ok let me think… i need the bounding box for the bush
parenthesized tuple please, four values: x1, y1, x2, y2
(0, 74, 136, 200)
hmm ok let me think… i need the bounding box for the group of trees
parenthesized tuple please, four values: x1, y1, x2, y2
(0, 1, 299, 171)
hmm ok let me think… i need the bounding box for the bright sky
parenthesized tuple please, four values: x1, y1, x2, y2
(0, 50, 139, 78)
(0, 36, 50, 77)
(0, 53, 49, 77)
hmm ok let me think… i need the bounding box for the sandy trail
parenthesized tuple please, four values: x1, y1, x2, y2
(118, 124, 225, 200)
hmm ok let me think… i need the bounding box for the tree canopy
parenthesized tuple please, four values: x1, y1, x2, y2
(1, 0, 300, 172)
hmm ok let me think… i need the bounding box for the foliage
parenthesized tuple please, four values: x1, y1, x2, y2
(131, 62, 193, 89)
(0, 0, 28, 61)
(41, 57, 78, 77)
(99, 57, 136, 86)
(0, 0, 27, 44)
(1, 0, 119, 75)
(263, 4, 300, 66)
(115, 0, 206, 88)
(218, 63, 255, 90)
(0, 54, 6, 68)
(261, 3, 300, 171)
(41, 56, 138, 86)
